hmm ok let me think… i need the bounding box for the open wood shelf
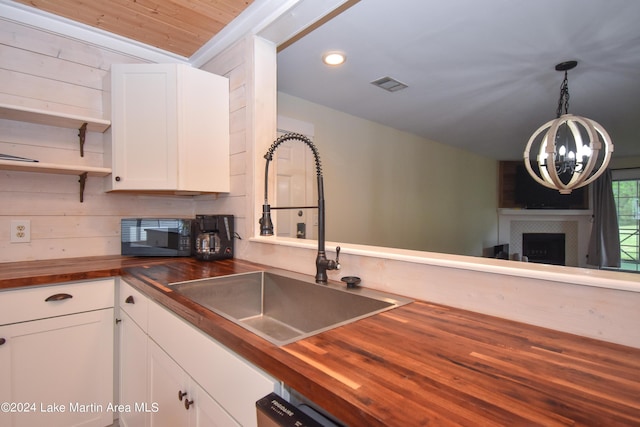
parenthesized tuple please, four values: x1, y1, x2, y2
(0, 103, 111, 133)
(1, 102, 113, 202)
(0, 159, 111, 176)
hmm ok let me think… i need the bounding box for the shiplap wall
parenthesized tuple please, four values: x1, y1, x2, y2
(0, 19, 199, 262)
(196, 37, 253, 249)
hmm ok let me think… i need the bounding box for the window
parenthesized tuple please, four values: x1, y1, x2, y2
(612, 169, 640, 272)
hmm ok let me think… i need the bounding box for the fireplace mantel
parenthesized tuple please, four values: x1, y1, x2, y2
(498, 209, 593, 267)
(498, 209, 592, 217)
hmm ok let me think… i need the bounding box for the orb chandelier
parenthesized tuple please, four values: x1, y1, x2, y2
(523, 61, 614, 194)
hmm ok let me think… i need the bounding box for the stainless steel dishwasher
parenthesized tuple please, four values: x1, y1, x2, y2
(256, 392, 343, 427)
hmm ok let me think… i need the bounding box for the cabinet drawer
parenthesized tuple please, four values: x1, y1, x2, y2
(0, 278, 114, 325)
(119, 279, 149, 332)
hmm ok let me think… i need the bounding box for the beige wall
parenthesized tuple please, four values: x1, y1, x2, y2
(610, 155, 640, 169)
(278, 92, 499, 256)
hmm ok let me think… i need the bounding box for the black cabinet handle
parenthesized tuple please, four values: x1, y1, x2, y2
(45, 293, 73, 302)
(115, 176, 121, 182)
(125, 295, 135, 304)
(0, 338, 6, 345)
(184, 398, 194, 410)
(115, 318, 122, 324)
(178, 390, 187, 401)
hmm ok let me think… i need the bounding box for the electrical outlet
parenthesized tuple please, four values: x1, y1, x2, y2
(10, 219, 31, 243)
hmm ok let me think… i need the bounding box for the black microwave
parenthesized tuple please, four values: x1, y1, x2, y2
(121, 218, 193, 256)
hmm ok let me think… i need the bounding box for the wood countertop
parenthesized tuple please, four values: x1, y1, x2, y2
(0, 255, 171, 289)
(1, 256, 639, 426)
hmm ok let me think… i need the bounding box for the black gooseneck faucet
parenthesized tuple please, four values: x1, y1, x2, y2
(259, 133, 340, 284)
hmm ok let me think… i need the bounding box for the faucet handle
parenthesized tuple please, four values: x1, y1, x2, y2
(335, 246, 341, 270)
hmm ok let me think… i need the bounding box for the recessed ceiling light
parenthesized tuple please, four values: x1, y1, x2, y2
(322, 51, 346, 66)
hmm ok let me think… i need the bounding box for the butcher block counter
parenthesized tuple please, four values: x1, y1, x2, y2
(1, 256, 639, 426)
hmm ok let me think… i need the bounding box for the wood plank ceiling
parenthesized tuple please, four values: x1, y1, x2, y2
(13, 0, 255, 57)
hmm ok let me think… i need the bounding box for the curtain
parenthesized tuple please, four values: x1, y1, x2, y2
(587, 169, 621, 268)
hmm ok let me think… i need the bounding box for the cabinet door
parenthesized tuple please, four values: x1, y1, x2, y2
(108, 63, 230, 193)
(175, 64, 230, 193)
(148, 302, 278, 427)
(110, 64, 179, 190)
(148, 340, 238, 427)
(0, 309, 114, 427)
(119, 311, 149, 427)
(148, 340, 190, 427)
(189, 382, 239, 427)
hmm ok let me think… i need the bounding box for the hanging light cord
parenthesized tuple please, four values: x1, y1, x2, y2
(555, 70, 570, 118)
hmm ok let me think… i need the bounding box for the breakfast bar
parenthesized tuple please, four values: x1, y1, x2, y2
(2, 256, 639, 426)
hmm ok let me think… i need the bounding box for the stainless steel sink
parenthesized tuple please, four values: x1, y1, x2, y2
(170, 269, 412, 346)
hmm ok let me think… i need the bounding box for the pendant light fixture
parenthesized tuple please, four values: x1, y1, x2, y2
(523, 61, 614, 194)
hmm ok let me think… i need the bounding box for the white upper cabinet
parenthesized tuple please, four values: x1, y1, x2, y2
(106, 64, 230, 194)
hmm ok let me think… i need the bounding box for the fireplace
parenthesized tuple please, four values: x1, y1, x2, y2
(499, 209, 591, 267)
(522, 233, 566, 265)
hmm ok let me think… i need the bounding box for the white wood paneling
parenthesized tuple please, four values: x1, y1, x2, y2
(2, 173, 198, 216)
(0, 19, 148, 70)
(0, 44, 108, 90)
(0, 21, 196, 262)
(0, 120, 103, 163)
(0, 68, 104, 113)
(196, 38, 251, 238)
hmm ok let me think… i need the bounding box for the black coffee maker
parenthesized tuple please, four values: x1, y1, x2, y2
(193, 215, 234, 261)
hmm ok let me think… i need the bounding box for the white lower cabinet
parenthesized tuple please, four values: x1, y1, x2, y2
(118, 310, 149, 427)
(118, 280, 150, 427)
(0, 279, 115, 427)
(119, 279, 280, 427)
(149, 340, 238, 427)
(0, 275, 279, 427)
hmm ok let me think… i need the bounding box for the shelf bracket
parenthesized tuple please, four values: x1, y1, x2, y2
(78, 122, 88, 157)
(78, 172, 88, 203)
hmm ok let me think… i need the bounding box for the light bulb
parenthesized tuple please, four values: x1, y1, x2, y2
(581, 144, 592, 158)
(538, 152, 548, 163)
(559, 145, 567, 156)
(322, 52, 346, 66)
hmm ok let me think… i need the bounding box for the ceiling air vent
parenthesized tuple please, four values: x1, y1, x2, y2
(371, 76, 408, 92)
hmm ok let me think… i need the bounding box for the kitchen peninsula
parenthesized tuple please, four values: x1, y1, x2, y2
(1, 256, 639, 426)
(2, 1, 640, 425)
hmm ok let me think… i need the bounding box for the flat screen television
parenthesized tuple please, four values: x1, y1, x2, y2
(515, 164, 588, 209)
